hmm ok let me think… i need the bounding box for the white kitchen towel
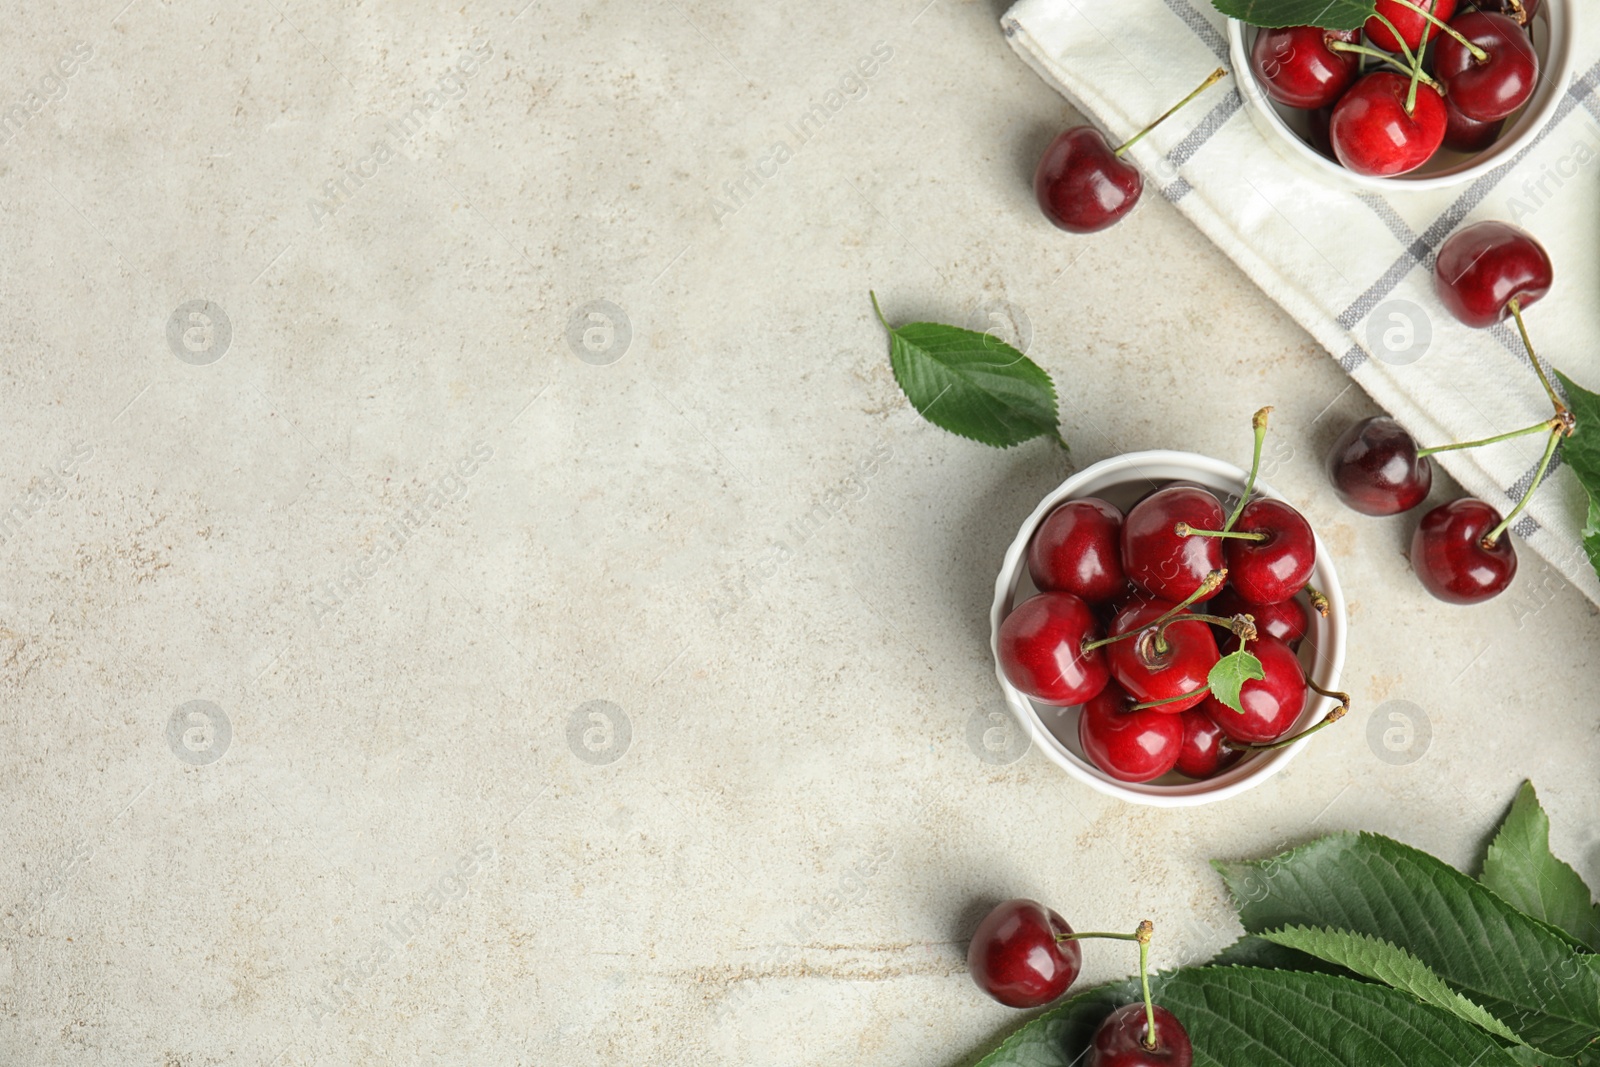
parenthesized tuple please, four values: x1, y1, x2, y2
(1004, 0, 1600, 608)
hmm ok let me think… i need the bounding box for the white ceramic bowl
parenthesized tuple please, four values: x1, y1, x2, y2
(1228, 2, 1574, 193)
(990, 451, 1348, 807)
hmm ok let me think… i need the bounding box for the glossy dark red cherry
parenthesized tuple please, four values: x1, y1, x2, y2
(1106, 601, 1219, 715)
(1207, 587, 1310, 649)
(1434, 221, 1553, 329)
(1329, 73, 1448, 177)
(1029, 498, 1127, 603)
(1035, 128, 1142, 234)
(1435, 13, 1539, 123)
(1326, 416, 1433, 516)
(1411, 498, 1518, 604)
(1121, 486, 1225, 602)
(998, 593, 1110, 706)
(1203, 636, 1306, 745)
(1225, 498, 1316, 604)
(1442, 101, 1502, 153)
(1366, 0, 1458, 53)
(1175, 708, 1244, 779)
(1089, 1004, 1194, 1067)
(1250, 26, 1360, 109)
(1079, 681, 1184, 783)
(967, 899, 1083, 1008)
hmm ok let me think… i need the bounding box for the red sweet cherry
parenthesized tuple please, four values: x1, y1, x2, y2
(1224, 498, 1316, 604)
(1366, 0, 1458, 54)
(1035, 128, 1144, 235)
(1208, 587, 1310, 649)
(1079, 681, 1185, 783)
(1106, 601, 1219, 715)
(1122, 486, 1225, 602)
(967, 899, 1083, 1008)
(1175, 707, 1244, 779)
(1089, 1004, 1194, 1067)
(1028, 498, 1127, 603)
(1329, 72, 1448, 177)
(1250, 27, 1360, 109)
(1443, 101, 1502, 154)
(1434, 221, 1553, 329)
(1435, 13, 1539, 124)
(998, 593, 1110, 706)
(1327, 416, 1433, 515)
(1411, 498, 1518, 604)
(1203, 636, 1306, 745)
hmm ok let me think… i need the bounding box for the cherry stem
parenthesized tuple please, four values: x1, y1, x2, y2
(1417, 417, 1564, 457)
(1242, 702, 1349, 752)
(1173, 523, 1267, 542)
(1391, 0, 1490, 60)
(1221, 406, 1271, 532)
(1159, 613, 1258, 647)
(1370, 12, 1420, 69)
(1304, 584, 1331, 618)
(1080, 570, 1226, 654)
(1306, 679, 1353, 715)
(1137, 921, 1158, 1050)
(1508, 298, 1570, 422)
(1056, 929, 1145, 943)
(1131, 687, 1209, 712)
(1328, 41, 1443, 90)
(1113, 68, 1226, 157)
(1482, 424, 1563, 547)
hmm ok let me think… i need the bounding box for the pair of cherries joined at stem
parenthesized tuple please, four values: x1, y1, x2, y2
(968, 903, 1191, 1066)
(1251, 0, 1540, 177)
(1001, 409, 1349, 783)
(1328, 220, 1568, 605)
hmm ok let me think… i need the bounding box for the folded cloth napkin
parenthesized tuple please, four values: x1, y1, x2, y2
(1004, 0, 1600, 608)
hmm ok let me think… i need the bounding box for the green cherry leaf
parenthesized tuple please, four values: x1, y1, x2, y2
(1209, 0, 1376, 29)
(1215, 832, 1600, 1058)
(1259, 926, 1522, 1042)
(871, 293, 1064, 450)
(1481, 781, 1600, 952)
(1207, 649, 1264, 715)
(1554, 371, 1600, 587)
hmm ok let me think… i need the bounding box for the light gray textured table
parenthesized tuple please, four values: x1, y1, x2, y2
(3, 1, 1596, 1063)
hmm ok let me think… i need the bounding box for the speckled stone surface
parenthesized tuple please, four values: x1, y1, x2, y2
(1, 1, 1596, 1064)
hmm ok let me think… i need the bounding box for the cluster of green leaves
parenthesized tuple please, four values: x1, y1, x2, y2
(972, 782, 1600, 1067)
(1209, 0, 1377, 30)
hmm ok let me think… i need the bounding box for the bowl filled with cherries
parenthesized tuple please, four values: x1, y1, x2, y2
(1228, 0, 1574, 189)
(989, 410, 1350, 807)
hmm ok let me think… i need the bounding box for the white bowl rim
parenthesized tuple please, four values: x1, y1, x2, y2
(1225, 3, 1576, 193)
(989, 450, 1349, 809)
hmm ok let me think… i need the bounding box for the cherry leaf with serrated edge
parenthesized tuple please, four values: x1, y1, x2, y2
(871, 293, 1064, 450)
(1480, 781, 1600, 952)
(1210, 0, 1376, 29)
(1206, 649, 1264, 714)
(1260, 926, 1521, 1042)
(1215, 832, 1600, 1057)
(1553, 372, 1600, 587)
